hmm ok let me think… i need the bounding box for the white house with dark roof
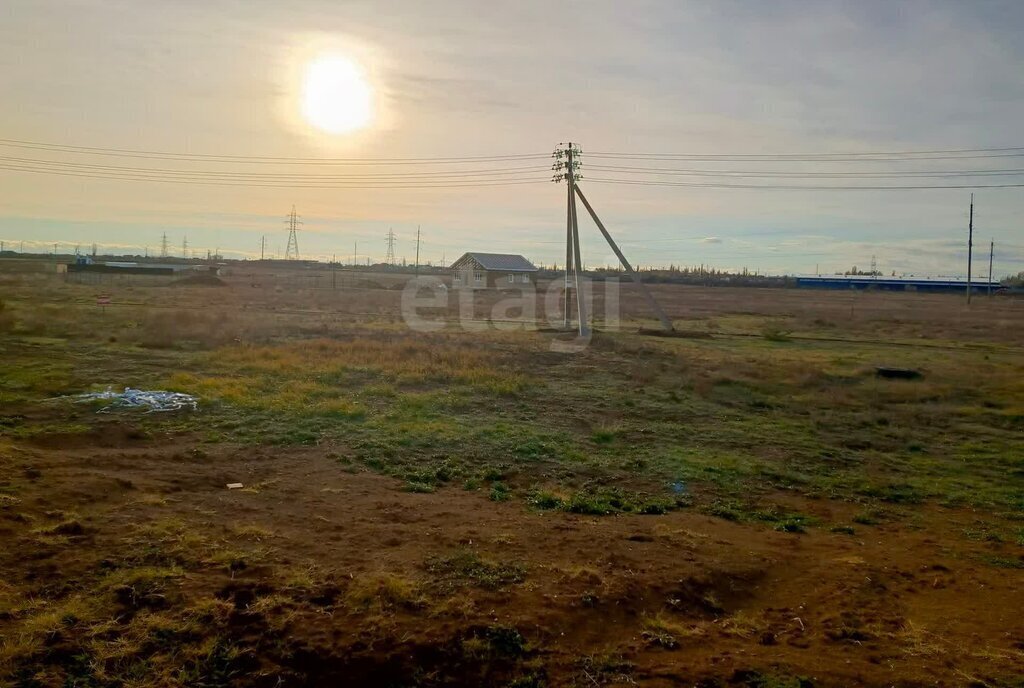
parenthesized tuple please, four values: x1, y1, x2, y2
(450, 252, 538, 289)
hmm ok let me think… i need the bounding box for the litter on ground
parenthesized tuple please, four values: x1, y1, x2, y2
(226, 483, 244, 490)
(57, 387, 199, 413)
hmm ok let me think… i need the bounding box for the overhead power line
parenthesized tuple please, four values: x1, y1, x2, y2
(585, 177, 1024, 190)
(0, 138, 550, 165)
(586, 146, 1024, 162)
(587, 153, 1024, 162)
(586, 164, 1024, 179)
(0, 155, 550, 180)
(7, 163, 1022, 190)
(0, 164, 547, 188)
(7, 137, 1024, 164)
(5, 136, 1024, 190)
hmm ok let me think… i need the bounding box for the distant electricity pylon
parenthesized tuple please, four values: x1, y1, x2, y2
(160, 232, 169, 258)
(385, 228, 397, 266)
(285, 205, 301, 260)
(182, 235, 189, 260)
(553, 142, 673, 335)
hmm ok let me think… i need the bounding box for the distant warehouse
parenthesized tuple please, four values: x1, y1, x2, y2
(794, 275, 1002, 293)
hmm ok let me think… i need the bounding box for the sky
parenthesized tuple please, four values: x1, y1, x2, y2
(1, 0, 1023, 276)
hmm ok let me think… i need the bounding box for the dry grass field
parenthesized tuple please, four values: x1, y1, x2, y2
(1, 263, 1022, 687)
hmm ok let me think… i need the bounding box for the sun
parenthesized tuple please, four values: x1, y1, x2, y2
(301, 55, 373, 135)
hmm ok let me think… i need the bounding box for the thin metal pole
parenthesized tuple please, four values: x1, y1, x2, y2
(967, 193, 974, 305)
(575, 185, 674, 331)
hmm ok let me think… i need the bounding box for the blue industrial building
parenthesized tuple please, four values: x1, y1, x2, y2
(794, 275, 1002, 293)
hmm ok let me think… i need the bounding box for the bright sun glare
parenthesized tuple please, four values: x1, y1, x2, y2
(301, 55, 373, 135)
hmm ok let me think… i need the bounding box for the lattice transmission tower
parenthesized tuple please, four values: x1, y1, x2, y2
(385, 228, 396, 266)
(285, 206, 301, 260)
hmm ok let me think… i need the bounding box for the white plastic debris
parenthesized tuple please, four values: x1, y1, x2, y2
(58, 387, 199, 414)
(226, 483, 244, 490)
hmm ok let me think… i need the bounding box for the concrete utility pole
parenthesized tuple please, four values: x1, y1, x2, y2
(553, 141, 673, 334)
(555, 142, 586, 334)
(563, 148, 574, 329)
(967, 194, 974, 305)
(261, 235, 266, 261)
(988, 239, 994, 296)
(568, 148, 587, 335)
(415, 226, 421, 275)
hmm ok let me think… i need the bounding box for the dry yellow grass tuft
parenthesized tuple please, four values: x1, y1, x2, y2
(165, 335, 528, 416)
(345, 572, 424, 612)
(212, 337, 527, 390)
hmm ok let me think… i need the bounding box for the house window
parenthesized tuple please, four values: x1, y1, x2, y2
(474, 271, 483, 284)
(520, 274, 530, 283)
(508, 273, 515, 284)
(453, 273, 462, 284)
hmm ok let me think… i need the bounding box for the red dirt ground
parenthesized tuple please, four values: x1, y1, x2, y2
(2, 419, 1021, 687)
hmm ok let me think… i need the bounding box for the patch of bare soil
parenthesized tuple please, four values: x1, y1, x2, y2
(1, 424, 1021, 686)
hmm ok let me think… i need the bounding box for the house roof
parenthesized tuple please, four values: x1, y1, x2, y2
(451, 252, 538, 272)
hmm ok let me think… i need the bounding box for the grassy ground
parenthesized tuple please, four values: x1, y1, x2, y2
(8, 327, 1020, 523)
(11, 323, 1017, 521)
(1, 274, 1022, 686)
